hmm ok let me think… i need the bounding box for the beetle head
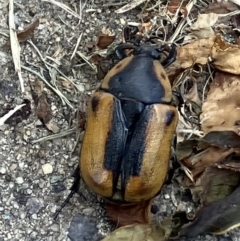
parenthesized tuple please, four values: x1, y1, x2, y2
(134, 44, 162, 59)
(115, 43, 163, 60)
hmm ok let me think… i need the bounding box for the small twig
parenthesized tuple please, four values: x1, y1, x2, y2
(0, 29, 9, 37)
(0, 104, 25, 125)
(202, 63, 214, 103)
(103, 2, 127, 7)
(21, 65, 74, 109)
(76, 51, 97, 71)
(9, 0, 24, 92)
(42, 0, 82, 20)
(31, 127, 76, 143)
(78, 0, 87, 24)
(27, 39, 79, 91)
(178, 128, 204, 138)
(115, 0, 148, 14)
(71, 33, 82, 60)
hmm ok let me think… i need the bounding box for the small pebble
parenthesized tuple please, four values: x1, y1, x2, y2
(38, 149, 46, 158)
(26, 198, 44, 214)
(50, 224, 60, 232)
(42, 163, 53, 174)
(164, 194, 170, 199)
(16, 177, 24, 184)
(83, 208, 94, 215)
(19, 162, 24, 169)
(0, 167, 6, 174)
(9, 163, 17, 171)
(50, 175, 64, 184)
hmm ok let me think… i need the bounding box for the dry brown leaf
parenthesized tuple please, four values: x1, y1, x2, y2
(211, 35, 240, 74)
(167, 0, 189, 17)
(36, 94, 53, 125)
(96, 34, 116, 49)
(215, 149, 240, 171)
(205, 1, 239, 26)
(191, 13, 219, 30)
(200, 72, 240, 136)
(182, 147, 235, 180)
(106, 199, 152, 227)
(203, 131, 240, 148)
(101, 223, 169, 241)
(176, 37, 215, 68)
(193, 167, 240, 205)
(17, 19, 39, 42)
(180, 186, 240, 237)
(188, 13, 218, 39)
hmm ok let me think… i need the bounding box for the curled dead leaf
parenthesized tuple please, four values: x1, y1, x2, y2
(182, 146, 235, 180)
(193, 167, 240, 205)
(200, 72, 240, 137)
(101, 222, 170, 241)
(17, 19, 39, 42)
(106, 199, 152, 227)
(180, 186, 240, 237)
(211, 35, 240, 74)
(203, 131, 240, 148)
(177, 37, 215, 68)
(96, 34, 116, 49)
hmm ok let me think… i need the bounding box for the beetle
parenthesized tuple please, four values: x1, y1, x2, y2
(80, 42, 178, 203)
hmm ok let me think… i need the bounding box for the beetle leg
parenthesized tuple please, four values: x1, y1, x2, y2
(53, 165, 86, 220)
(115, 43, 137, 59)
(172, 91, 200, 126)
(123, 26, 139, 43)
(161, 44, 177, 68)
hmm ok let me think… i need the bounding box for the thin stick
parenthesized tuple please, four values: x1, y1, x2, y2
(9, 0, 24, 92)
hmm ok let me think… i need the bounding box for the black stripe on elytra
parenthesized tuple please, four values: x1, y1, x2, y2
(103, 97, 128, 196)
(121, 105, 153, 194)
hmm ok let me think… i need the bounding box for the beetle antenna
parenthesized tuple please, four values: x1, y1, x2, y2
(172, 91, 199, 126)
(53, 165, 86, 220)
(161, 44, 177, 68)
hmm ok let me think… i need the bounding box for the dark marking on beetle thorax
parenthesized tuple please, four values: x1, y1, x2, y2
(106, 56, 167, 104)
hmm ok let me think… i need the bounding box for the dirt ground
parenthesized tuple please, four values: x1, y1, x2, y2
(0, 0, 240, 241)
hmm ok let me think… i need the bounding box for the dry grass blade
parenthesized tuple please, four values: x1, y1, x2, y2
(27, 40, 78, 91)
(71, 33, 83, 60)
(0, 104, 25, 125)
(9, 0, 24, 92)
(42, 0, 82, 20)
(0, 29, 9, 37)
(230, 0, 240, 6)
(21, 65, 74, 109)
(168, 0, 196, 44)
(31, 127, 77, 143)
(77, 51, 97, 71)
(115, 0, 148, 14)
